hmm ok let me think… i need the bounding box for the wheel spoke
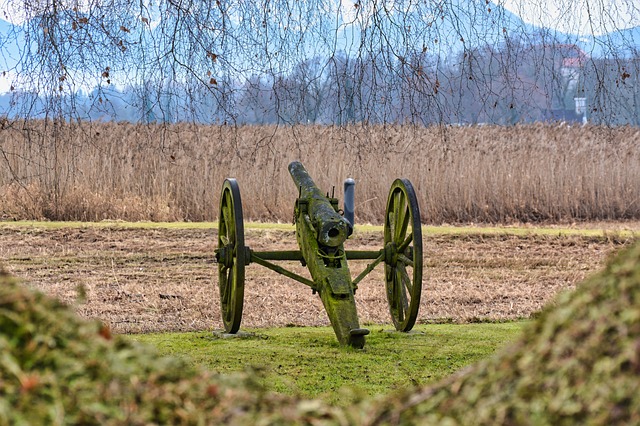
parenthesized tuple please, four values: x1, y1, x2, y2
(224, 268, 234, 305)
(386, 267, 394, 283)
(395, 190, 403, 215)
(222, 202, 235, 243)
(227, 266, 234, 285)
(395, 205, 410, 244)
(220, 274, 230, 305)
(393, 191, 403, 233)
(398, 233, 413, 253)
(389, 190, 409, 245)
(399, 269, 409, 311)
(398, 262, 413, 295)
(221, 204, 228, 228)
(388, 210, 396, 238)
(397, 253, 414, 268)
(395, 268, 407, 322)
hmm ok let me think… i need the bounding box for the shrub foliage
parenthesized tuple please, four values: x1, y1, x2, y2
(369, 241, 640, 424)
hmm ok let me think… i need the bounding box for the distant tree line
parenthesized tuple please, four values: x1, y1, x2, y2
(1, 1, 639, 126)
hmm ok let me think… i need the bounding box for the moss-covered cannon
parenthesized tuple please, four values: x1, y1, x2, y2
(215, 161, 423, 348)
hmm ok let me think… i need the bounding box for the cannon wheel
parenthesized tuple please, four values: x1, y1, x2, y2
(217, 178, 246, 333)
(383, 178, 423, 332)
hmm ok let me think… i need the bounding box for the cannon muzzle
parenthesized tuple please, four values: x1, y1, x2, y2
(289, 161, 351, 247)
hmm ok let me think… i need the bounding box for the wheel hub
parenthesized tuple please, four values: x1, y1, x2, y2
(384, 241, 398, 266)
(216, 245, 235, 268)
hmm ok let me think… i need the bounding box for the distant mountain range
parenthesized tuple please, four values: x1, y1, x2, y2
(0, 18, 23, 73)
(0, 1, 638, 96)
(580, 25, 640, 57)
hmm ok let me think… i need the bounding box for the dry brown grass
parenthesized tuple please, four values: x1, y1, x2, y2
(0, 224, 632, 333)
(1, 121, 639, 223)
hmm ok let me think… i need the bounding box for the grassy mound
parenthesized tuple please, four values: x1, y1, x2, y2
(369, 241, 640, 425)
(2, 241, 640, 425)
(0, 270, 344, 425)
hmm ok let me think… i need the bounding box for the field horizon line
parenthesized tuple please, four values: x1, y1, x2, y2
(1, 220, 637, 238)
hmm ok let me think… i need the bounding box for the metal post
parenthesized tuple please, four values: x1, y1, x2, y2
(344, 178, 355, 229)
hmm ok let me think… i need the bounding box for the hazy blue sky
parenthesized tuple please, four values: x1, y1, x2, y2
(2, 0, 639, 34)
(500, 0, 640, 35)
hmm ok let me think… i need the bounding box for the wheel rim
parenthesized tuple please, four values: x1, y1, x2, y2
(383, 178, 423, 331)
(217, 178, 245, 333)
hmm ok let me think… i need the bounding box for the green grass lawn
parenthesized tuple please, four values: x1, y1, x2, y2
(128, 322, 526, 404)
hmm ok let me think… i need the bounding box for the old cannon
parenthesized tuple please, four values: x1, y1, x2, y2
(214, 161, 423, 348)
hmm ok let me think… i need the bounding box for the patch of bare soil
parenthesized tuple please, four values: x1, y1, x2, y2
(0, 225, 634, 333)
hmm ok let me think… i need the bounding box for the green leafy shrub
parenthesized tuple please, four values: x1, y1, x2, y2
(369, 242, 640, 425)
(0, 270, 344, 425)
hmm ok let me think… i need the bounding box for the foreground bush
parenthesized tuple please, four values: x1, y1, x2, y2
(2, 241, 640, 425)
(0, 270, 345, 425)
(369, 241, 640, 425)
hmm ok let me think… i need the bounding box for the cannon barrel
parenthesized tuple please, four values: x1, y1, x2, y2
(288, 161, 351, 248)
(288, 160, 367, 347)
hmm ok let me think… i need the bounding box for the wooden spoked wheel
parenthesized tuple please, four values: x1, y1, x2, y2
(216, 178, 246, 333)
(383, 179, 423, 332)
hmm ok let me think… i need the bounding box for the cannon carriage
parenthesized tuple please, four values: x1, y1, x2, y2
(215, 161, 423, 348)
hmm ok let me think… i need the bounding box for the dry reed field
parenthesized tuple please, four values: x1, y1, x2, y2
(0, 224, 634, 333)
(1, 122, 639, 224)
